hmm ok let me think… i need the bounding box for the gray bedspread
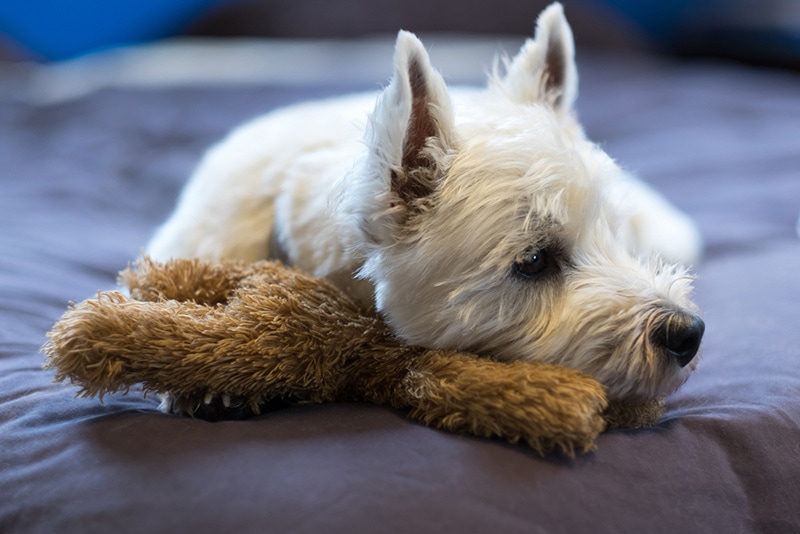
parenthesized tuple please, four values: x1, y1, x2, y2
(2, 50, 799, 533)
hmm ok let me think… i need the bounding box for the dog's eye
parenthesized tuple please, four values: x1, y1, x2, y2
(513, 249, 550, 279)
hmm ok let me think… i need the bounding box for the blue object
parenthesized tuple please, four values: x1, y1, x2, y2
(0, 0, 223, 60)
(594, 0, 733, 47)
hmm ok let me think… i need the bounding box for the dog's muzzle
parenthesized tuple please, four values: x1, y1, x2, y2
(653, 313, 705, 368)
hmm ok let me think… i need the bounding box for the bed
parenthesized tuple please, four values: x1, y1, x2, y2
(1, 36, 799, 532)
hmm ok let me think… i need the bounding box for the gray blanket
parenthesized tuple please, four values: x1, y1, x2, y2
(1, 50, 799, 532)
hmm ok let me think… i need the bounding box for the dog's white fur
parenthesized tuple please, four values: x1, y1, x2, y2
(148, 3, 703, 402)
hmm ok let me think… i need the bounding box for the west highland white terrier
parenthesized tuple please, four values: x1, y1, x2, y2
(148, 3, 705, 402)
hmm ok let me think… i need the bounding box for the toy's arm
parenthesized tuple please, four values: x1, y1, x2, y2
(389, 351, 608, 455)
(336, 345, 661, 451)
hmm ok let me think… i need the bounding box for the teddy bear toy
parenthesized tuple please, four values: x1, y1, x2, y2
(43, 257, 664, 455)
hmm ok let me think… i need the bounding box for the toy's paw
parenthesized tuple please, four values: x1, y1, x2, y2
(404, 352, 608, 456)
(604, 398, 665, 429)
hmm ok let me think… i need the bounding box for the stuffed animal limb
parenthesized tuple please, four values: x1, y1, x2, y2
(44, 258, 662, 455)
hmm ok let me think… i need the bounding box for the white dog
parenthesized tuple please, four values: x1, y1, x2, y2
(148, 3, 704, 402)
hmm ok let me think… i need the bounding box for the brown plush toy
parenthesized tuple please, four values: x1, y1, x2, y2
(43, 257, 664, 455)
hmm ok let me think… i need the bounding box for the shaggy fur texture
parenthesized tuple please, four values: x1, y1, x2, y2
(145, 3, 704, 403)
(43, 258, 663, 455)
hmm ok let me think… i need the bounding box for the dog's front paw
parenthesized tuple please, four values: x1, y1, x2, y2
(158, 392, 288, 421)
(604, 398, 665, 429)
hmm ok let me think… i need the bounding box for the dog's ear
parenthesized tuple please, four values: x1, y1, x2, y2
(373, 31, 455, 203)
(495, 2, 578, 113)
(346, 31, 456, 245)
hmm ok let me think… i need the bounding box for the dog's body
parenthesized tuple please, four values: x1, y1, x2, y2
(148, 3, 704, 402)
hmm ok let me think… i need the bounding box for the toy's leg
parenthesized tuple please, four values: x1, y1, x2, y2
(398, 351, 608, 455)
(120, 257, 290, 305)
(44, 281, 386, 411)
(43, 293, 234, 398)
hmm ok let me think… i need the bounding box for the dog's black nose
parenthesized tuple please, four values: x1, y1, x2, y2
(656, 314, 705, 367)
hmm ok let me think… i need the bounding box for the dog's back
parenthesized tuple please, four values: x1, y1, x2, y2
(147, 93, 373, 276)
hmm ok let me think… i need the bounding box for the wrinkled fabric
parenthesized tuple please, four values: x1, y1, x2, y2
(1, 56, 799, 533)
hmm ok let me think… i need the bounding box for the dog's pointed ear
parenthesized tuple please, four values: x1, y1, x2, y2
(495, 2, 578, 113)
(336, 32, 455, 248)
(371, 31, 455, 206)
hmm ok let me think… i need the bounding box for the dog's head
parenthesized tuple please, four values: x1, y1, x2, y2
(335, 3, 703, 402)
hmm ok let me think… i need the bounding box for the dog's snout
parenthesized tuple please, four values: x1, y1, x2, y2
(656, 314, 705, 368)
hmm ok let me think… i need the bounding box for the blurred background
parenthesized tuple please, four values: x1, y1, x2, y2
(1, 0, 799, 68)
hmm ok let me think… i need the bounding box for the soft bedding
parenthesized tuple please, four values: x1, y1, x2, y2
(1, 46, 799, 532)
